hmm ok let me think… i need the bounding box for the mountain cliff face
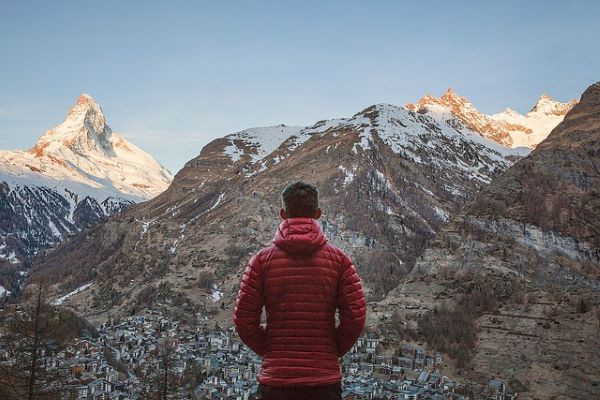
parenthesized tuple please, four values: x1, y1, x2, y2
(407, 89, 576, 148)
(0, 94, 172, 294)
(31, 102, 525, 320)
(378, 83, 599, 399)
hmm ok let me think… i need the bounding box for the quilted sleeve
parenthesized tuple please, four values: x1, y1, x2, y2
(233, 253, 266, 356)
(335, 256, 366, 357)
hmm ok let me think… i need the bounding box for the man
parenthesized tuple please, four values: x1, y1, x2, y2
(233, 181, 366, 400)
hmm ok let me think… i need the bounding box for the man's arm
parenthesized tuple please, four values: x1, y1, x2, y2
(335, 257, 366, 357)
(233, 254, 266, 356)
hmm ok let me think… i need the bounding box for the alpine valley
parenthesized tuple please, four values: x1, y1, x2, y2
(9, 85, 600, 398)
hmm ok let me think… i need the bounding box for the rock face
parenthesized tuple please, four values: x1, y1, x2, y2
(381, 83, 600, 399)
(0, 94, 172, 294)
(407, 89, 576, 148)
(31, 102, 525, 318)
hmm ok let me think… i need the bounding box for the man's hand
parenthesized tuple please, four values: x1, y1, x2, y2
(335, 260, 366, 357)
(233, 254, 266, 356)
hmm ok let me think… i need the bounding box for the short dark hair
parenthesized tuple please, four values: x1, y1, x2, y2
(281, 181, 319, 218)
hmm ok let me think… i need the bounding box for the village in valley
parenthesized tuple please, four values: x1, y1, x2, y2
(0, 307, 515, 399)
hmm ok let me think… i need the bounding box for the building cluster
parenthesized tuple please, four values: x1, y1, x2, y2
(0, 310, 514, 399)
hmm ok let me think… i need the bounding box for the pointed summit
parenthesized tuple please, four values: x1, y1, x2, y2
(66, 93, 106, 123)
(406, 88, 474, 113)
(75, 93, 97, 105)
(530, 94, 556, 112)
(4, 93, 172, 201)
(407, 89, 513, 146)
(438, 88, 474, 110)
(33, 93, 113, 156)
(440, 87, 460, 100)
(529, 94, 577, 116)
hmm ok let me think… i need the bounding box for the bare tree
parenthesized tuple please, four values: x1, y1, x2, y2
(0, 281, 63, 399)
(143, 338, 180, 400)
(595, 307, 600, 344)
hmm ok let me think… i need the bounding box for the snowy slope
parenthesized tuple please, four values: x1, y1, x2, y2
(223, 125, 304, 164)
(490, 95, 578, 148)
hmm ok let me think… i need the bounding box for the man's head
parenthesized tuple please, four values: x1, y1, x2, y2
(280, 181, 321, 219)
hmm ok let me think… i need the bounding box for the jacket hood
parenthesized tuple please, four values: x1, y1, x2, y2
(273, 218, 327, 255)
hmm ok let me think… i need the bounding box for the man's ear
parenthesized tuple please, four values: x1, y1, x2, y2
(314, 208, 322, 220)
(279, 208, 287, 220)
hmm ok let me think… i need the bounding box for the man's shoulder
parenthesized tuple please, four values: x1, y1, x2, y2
(250, 242, 352, 266)
(251, 244, 278, 264)
(319, 242, 352, 265)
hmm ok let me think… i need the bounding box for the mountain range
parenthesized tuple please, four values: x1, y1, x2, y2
(4, 85, 594, 397)
(27, 89, 574, 312)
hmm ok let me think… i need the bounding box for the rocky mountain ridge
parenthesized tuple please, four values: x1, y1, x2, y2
(406, 88, 576, 148)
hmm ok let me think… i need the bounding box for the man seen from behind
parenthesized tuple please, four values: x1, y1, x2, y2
(233, 181, 367, 400)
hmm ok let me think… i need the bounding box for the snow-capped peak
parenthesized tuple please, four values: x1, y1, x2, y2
(31, 93, 113, 157)
(529, 94, 577, 116)
(1, 94, 173, 201)
(406, 88, 512, 146)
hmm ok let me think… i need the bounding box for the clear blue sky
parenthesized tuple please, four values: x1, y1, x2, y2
(1, 0, 598, 173)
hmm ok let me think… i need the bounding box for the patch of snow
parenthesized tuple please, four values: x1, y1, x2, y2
(338, 166, 355, 187)
(385, 206, 398, 216)
(444, 185, 464, 197)
(51, 283, 93, 306)
(209, 193, 225, 211)
(434, 206, 449, 222)
(48, 220, 62, 238)
(374, 170, 392, 190)
(0, 247, 19, 265)
(224, 125, 303, 165)
(223, 140, 245, 162)
(414, 182, 434, 196)
(7, 251, 18, 264)
(353, 130, 373, 153)
(0, 285, 11, 297)
(210, 284, 223, 303)
(169, 224, 187, 255)
(140, 220, 151, 238)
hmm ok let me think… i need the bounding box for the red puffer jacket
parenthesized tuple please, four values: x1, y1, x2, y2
(233, 217, 366, 387)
